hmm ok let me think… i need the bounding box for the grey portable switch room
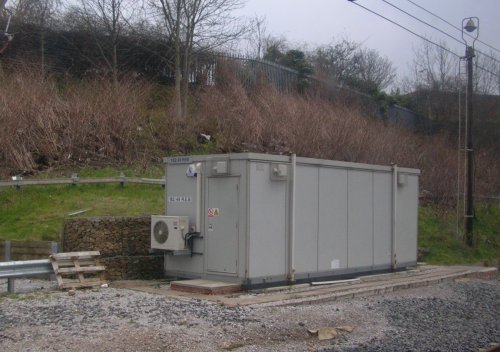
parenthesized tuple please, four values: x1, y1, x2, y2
(153, 153, 420, 288)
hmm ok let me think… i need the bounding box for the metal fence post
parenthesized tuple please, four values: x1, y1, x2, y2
(51, 242, 58, 254)
(5, 240, 15, 293)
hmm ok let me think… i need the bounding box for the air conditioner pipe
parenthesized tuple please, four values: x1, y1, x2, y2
(391, 164, 398, 270)
(195, 163, 202, 233)
(288, 154, 296, 284)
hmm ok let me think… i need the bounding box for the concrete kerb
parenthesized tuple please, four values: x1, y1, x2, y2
(110, 265, 498, 307)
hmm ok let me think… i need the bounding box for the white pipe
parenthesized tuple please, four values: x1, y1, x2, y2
(310, 278, 361, 286)
(288, 154, 296, 284)
(391, 164, 398, 270)
(5, 13, 12, 33)
(195, 163, 202, 232)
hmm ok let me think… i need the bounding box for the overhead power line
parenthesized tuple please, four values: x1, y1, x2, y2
(475, 66, 500, 82)
(348, 1, 500, 79)
(405, 0, 500, 54)
(382, 0, 499, 64)
(350, 1, 460, 57)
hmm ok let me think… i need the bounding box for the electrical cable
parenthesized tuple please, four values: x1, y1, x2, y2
(383, 0, 464, 47)
(351, 1, 459, 57)
(382, 0, 500, 64)
(472, 63, 498, 80)
(183, 232, 202, 257)
(349, 1, 500, 79)
(405, 0, 500, 54)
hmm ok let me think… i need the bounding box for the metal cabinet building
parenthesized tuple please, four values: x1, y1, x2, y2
(153, 153, 419, 288)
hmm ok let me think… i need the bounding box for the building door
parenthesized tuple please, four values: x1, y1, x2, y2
(206, 177, 239, 275)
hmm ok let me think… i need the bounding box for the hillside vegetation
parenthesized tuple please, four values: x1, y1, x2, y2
(1, 68, 498, 205)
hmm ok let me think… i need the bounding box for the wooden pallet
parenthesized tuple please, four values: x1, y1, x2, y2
(50, 251, 106, 289)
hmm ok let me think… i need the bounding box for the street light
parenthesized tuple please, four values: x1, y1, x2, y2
(461, 17, 479, 247)
(463, 19, 477, 33)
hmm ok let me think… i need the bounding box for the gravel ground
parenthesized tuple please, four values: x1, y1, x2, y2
(0, 278, 498, 351)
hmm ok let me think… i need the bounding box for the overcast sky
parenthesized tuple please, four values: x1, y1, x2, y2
(235, 0, 500, 85)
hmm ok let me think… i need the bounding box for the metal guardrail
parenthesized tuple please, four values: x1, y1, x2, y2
(0, 259, 54, 294)
(1, 240, 58, 293)
(0, 259, 53, 279)
(0, 175, 165, 188)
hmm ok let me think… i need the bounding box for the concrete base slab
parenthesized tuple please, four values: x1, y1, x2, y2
(170, 279, 241, 295)
(111, 265, 498, 306)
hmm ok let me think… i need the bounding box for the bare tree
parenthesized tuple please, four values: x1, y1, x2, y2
(75, 0, 132, 84)
(9, 0, 60, 72)
(404, 40, 499, 95)
(400, 39, 499, 135)
(261, 35, 288, 62)
(473, 51, 500, 95)
(151, 0, 247, 119)
(355, 48, 396, 92)
(246, 15, 267, 59)
(153, 0, 182, 118)
(310, 38, 395, 93)
(407, 40, 459, 92)
(311, 38, 359, 83)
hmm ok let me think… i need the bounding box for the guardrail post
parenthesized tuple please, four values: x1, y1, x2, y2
(119, 171, 126, 188)
(71, 173, 79, 186)
(12, 176, 22, 191)
(50, 242, 58, 283)
(5, 240, 15, 293)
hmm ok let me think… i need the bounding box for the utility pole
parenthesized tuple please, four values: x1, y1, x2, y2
(464, 44, 474, 246)
(462, 17, 479, 247)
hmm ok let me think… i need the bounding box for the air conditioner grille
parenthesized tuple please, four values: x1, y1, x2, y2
(153, 220, 169, 244)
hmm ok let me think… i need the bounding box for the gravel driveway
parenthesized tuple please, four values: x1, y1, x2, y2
(0, 278, 498, 351)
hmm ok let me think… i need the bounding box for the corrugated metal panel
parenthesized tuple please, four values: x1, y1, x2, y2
(373, 172, 392, 266)
(318, 168, 348, 271)
(248, 162, 287, 277)
(396, 174, 419, 264)
(294, 165, 319, 274)
(348, 170, 374, 268)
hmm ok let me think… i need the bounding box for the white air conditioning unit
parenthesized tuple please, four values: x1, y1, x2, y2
(151, 215, 189, 251)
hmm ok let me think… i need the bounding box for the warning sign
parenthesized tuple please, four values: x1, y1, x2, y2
(207, 208, 220, 218)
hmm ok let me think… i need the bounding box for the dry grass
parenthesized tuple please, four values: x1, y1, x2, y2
(0, 68, 152, 173)
(195, 72, 499, 204)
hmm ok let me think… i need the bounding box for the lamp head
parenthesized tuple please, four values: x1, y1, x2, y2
(464, 18, 477, 33)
